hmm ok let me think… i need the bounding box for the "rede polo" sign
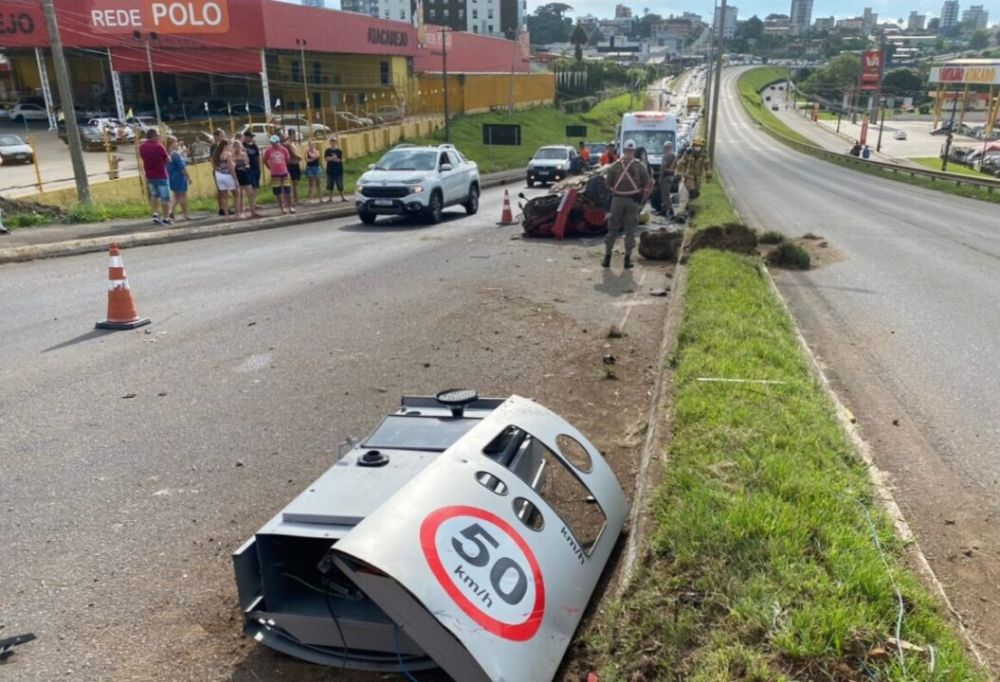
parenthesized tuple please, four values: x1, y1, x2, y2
(89, 0, 230, 35)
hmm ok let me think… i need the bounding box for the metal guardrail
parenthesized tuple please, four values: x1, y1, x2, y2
(743, 95, 1000, 194)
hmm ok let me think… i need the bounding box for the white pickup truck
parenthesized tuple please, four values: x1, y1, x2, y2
(354, 144, 480, 225)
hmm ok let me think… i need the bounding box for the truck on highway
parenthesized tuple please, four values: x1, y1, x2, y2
(686, 96, 702, 112)
(617, 111, 678, 174)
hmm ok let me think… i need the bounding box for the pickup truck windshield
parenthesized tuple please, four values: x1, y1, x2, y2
(375, 150, 438, 171)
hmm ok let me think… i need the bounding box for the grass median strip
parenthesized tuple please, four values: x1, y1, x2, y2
(577, 180, 984, 680)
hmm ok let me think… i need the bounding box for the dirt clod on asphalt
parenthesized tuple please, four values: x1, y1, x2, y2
(638, 228, 683, 261)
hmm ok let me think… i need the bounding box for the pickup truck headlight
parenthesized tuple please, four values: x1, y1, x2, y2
(556, 163, 564, 170)
(356, 177, 369, 186)
(410, 186, 424, 193)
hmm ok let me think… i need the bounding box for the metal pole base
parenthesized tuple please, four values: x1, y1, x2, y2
(96, 318, 151, 330)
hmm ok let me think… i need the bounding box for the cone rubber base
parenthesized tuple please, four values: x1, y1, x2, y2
(96, 318, 151, 330)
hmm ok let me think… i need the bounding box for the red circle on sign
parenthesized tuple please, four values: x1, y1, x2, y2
(420, 505, 545, 641)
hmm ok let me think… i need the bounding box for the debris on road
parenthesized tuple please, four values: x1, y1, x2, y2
(232, 391, 628, 681)
(0, 632, 36, 661)
(685, 222, 758, 258)
(522, 172, 611, 239)
(638, 229, 683, 261)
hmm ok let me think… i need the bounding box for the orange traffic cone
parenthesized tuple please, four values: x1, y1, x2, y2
(96, 243, 150, 330)
(499, 189, 514, 225)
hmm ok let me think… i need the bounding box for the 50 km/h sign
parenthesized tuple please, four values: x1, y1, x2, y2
(420, 505, 545, 641)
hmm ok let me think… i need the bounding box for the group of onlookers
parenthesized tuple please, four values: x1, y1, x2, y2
(137, 126, 347, 226)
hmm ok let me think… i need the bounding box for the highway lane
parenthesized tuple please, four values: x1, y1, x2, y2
(716, 67, 1000, 668)
(0, 183, 674, 679)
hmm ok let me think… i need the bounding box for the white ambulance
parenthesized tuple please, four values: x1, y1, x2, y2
(617, 111, 679, 173)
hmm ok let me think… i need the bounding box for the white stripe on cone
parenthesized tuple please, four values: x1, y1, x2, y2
(108, 279, 130, 290)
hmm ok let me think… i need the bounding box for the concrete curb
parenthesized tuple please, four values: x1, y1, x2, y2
(0, 169, 524, 265)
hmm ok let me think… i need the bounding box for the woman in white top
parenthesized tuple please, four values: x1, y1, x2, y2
(212, 140, 237, 219)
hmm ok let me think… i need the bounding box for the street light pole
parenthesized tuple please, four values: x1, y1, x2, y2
(145, 39, 162, 128)
(441, 28, 450, 143)
(707, 0, 727, 166)
(941, 93, 959, 171)
(297, 39, 312, 125)
(41, 0, 89, 203)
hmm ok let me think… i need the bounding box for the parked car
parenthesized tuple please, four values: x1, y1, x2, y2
(0, 106, 9, 120)
(0, 134, 34, 164)
(771, 104, 780, 111)
(336, 111, 374, 130)
(930, 122, 954, 136)
(240, 123, 278, 147)
(58, 123, 118, 151)
(9, 102, 48, 122)
(354, 143, 480, 225)
(893, 129, 907, 140)
(87, 117, 135, 143)
(372, 105, 403, 124)
(269, 115, 331, 139)
(126, 115, 172, 136)
(526, 145, 581, 187)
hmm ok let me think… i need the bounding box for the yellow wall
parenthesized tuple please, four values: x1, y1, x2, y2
(20, 116, 446, 207)
(413, 73, 555, 115)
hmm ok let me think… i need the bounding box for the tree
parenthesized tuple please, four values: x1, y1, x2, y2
(636, 12, 662, 39)
(588, 27, 604, 46)
(801, 52, 861, 101)
(969, 29, 989, 50)
(527, 3, 574, 45)
(882, 68, 923, 96)
(742, 15, 764, 41)
(571, 22, 588, 61)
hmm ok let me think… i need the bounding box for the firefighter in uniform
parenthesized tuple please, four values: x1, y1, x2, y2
(677, 136, 711, 200)
(603, 139, 651, 269)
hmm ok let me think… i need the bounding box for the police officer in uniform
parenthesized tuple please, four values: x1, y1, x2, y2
(603, 139, 651, 269)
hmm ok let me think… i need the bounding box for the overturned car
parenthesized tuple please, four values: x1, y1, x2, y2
(233, 390, 628, 681)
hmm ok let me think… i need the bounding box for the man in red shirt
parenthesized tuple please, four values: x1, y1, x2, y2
(263, 134, 293, 214)
(139, 129, 171, 225)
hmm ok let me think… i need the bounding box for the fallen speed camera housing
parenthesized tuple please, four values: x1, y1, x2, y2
(233, 393, 628, 681)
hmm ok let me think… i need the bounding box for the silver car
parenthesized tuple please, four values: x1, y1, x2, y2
(0, 134, 34, 164)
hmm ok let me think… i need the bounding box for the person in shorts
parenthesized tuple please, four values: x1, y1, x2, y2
(212, 140, 238, 219)
(166, 135, 191, 221)
(283, 128, 303, 207)
(231, 139, 252, 219)
(241, 129, 262, 217)
(263, 134, 293, 214)
(304, 140, 322, 203)
(139, 128, 171, 226)
(323, 136, 345, 202)
(210, 129, 232, 216)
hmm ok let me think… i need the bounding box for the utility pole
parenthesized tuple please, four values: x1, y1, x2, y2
(297, 38, 312, 125)
(941, 93, 959, 171)
(441, 28, 450, 143)
(41, 0, 89, 203)
(145, 39, 162, 128)
(707, 0, 726, 166)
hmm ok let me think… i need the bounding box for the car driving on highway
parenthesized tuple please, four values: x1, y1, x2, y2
(0, 134, 34, 164)
(526, 145, 580, 186)
(354, 143, 480, 225)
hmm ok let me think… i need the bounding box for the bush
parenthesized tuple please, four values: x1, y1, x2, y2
(66, 202, 111, 224)
(767, 242, 810, 269)
(918, 104, 931, 115)
(758, 229, 786, 244)
(6, 212, 51, 228)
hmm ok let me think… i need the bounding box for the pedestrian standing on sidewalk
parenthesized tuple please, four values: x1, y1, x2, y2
(323, 136, 346, 203)
(139, 128, 172, 226)
(166, 135, 192, 221)
(284, 129, 303, 207)
(603, 139, 651, 270)
(849, 141, 862, 157)
(658, 141, 677, 218)
(578, 140, 591, 168)
(232, 139, 252, 219)
(862, 145, 871, 159)
(264, 134, 293, 214)
(304, 140, 322, 203)
(210, 129, 232, 216)
(212, 140, 238, 220)
(242, 130, 263, 218)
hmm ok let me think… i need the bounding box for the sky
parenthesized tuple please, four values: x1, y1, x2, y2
(529, 0, 1000, 23)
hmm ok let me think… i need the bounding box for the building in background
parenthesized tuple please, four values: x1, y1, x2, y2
(862, 7, 877, 32)
(614, 4, 632, 20)
(303, 0, 325, 6)
(940, 0, 960, 30)
(812, 15, 834, 31)
(789, 0, 813, 35)
(907, 11, 926, 31)
(961, 4, 988, 30)
(713, 5, 738, 39)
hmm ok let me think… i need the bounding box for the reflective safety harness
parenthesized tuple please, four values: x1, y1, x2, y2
(611, 158, 641, 196)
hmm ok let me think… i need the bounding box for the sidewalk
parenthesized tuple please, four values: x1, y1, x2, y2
(0, 169, 523, 265)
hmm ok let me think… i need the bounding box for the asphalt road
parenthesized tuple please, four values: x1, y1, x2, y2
(716, 67, 1000, 668)
(0, 182, 674, 679)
